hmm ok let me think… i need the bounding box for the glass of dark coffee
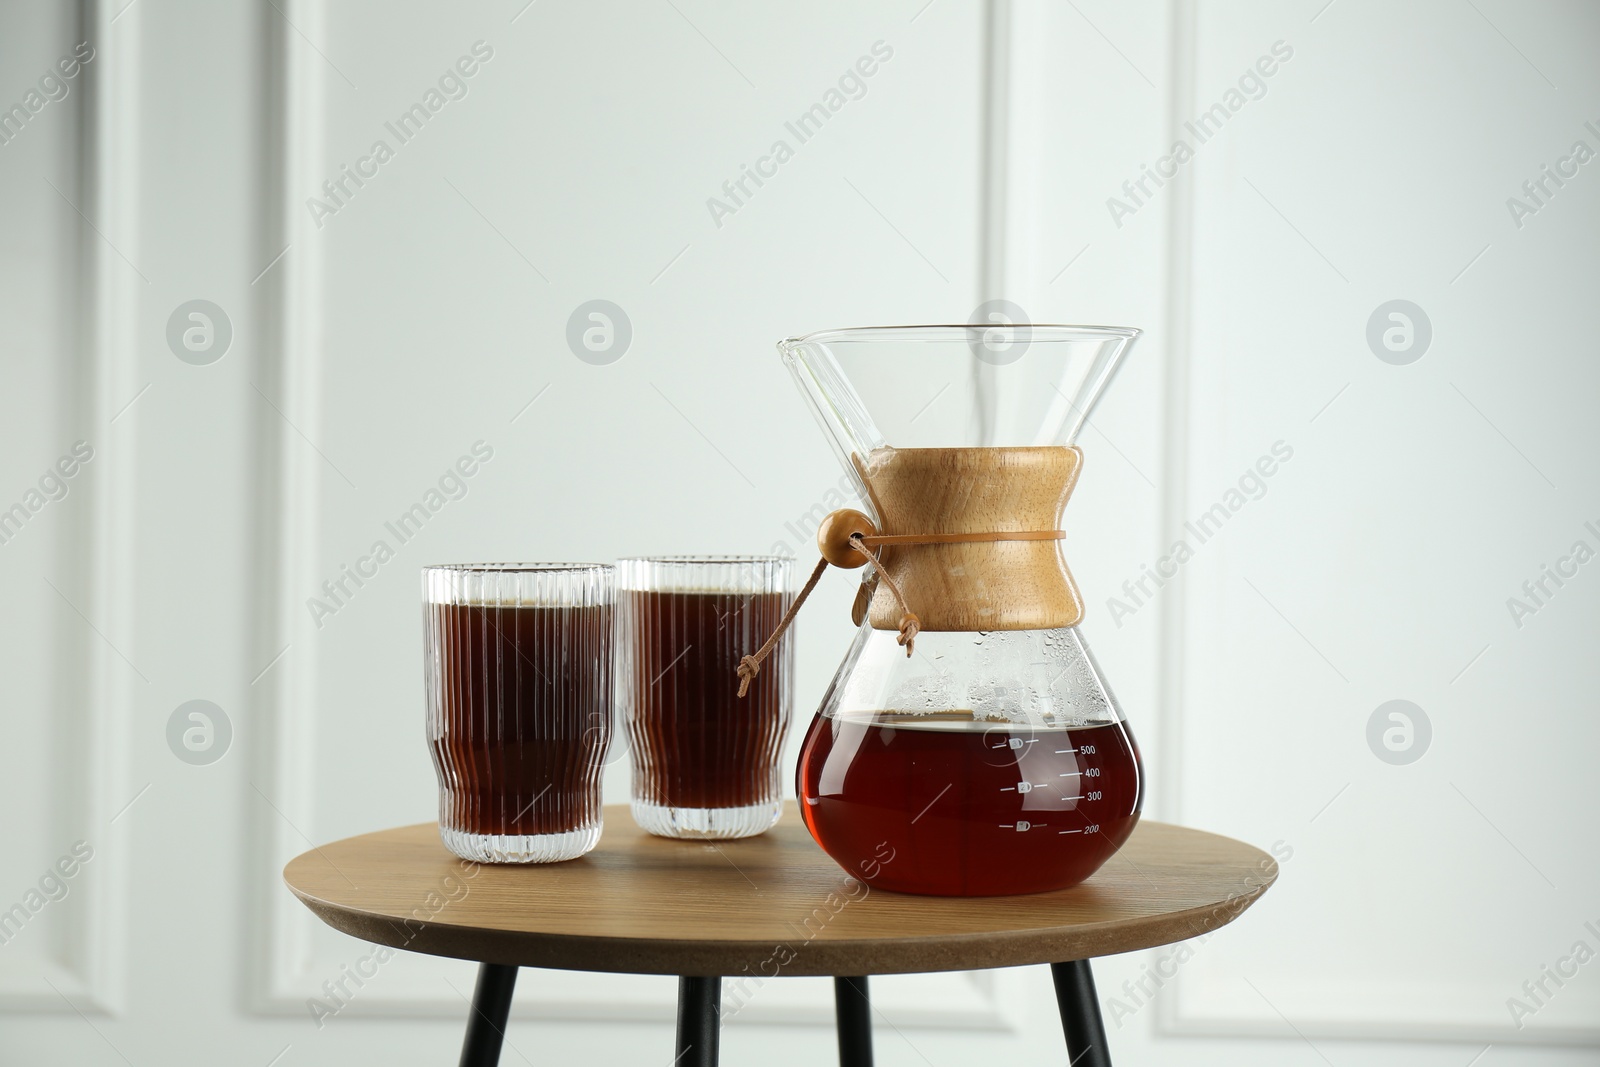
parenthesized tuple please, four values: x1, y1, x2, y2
(422, 563, 613, 863)
(617, 556, 794, 839)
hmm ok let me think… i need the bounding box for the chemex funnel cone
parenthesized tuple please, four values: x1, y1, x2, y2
(780, 323, 1139, 461)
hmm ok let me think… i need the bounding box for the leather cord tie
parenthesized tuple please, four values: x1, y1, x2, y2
(735, 556, 827, 698)
(734, 510, 1065, 698)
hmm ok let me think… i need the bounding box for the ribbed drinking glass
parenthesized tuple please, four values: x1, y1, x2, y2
(422, 563, 614, 863)
(617, 556, 794, 839)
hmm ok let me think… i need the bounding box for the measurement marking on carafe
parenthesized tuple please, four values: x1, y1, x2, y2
(990, 738, 1038, 750)
(1000, 782, 1049, 792)
(1000, 821, 1047, 830)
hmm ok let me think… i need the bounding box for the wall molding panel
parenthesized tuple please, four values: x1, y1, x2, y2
(0, 0, 141, 1017)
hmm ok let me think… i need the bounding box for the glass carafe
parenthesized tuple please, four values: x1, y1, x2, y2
(782, 324, 1143, 896)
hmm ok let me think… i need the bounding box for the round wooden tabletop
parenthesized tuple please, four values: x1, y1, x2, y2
(284, 804, 1276, 977)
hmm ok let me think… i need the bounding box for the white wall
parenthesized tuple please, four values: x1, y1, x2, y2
(1, 0, 1596, 1064)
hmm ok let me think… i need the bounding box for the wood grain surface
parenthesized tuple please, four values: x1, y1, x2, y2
(852, 445, 1084, 631)
(284, 805, 1277, 977)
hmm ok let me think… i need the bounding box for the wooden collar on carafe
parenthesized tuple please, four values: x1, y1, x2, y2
(734, 508, 1067, 697)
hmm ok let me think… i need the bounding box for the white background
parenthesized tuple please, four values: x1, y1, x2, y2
(1, 0, 1597, 1064)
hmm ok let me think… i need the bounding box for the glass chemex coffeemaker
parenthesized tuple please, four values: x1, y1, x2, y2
(737, 324, 1143, 896)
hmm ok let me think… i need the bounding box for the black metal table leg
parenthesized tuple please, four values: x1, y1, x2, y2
(458, 962, 518, 1067)
(675, 976, 722, 1067)
(1051, 960, 1112, 1067)
(833, 976, 874, 1067)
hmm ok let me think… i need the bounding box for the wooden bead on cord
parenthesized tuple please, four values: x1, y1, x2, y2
(816, 508, 877, 569)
